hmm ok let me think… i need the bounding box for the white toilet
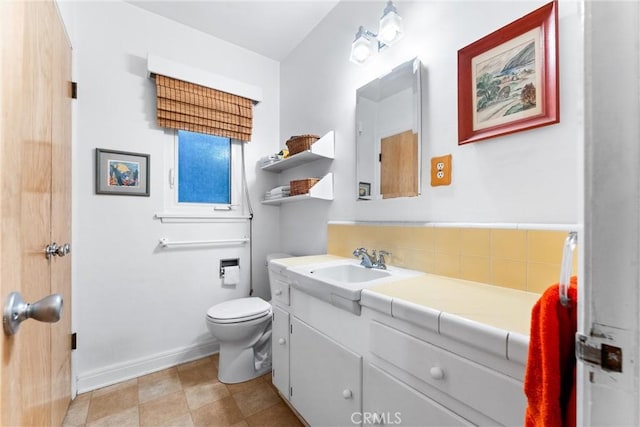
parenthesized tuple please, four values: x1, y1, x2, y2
(205, 253, 290, 384)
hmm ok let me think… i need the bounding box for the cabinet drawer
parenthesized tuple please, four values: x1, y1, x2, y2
(370, 321, 525, 426)
(271, 277, 290, 306)
(364, 363, 474, 426)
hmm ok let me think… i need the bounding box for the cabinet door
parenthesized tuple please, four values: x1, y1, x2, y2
(380, 130, 418, 199)
(364, 364, 474, 426)
(271, 306, 290, 398)
(290, 317, 362, 426)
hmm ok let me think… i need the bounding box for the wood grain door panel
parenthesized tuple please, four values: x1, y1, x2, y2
(1, 1, 72, 425)
(380, 130, 418, 199)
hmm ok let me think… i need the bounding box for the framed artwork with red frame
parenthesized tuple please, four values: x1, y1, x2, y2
(457, 1, 559, 145)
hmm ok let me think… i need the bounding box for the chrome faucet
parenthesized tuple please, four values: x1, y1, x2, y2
(353, 248, 392, 269)
(353, 247, 375, 268)
(376, 250, 391, 270)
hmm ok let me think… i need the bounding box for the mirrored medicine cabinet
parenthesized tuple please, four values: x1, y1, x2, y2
(356, 57, 422, 201)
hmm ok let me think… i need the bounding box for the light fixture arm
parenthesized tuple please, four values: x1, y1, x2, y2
(382, 0, 398, 17)
(354, 26, 387, 51)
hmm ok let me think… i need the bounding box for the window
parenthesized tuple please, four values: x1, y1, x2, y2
(162, 129, 244, 219)
(177, 130, 230, 204)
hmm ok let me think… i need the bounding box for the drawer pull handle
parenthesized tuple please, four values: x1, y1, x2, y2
(430, 366, 445, 380)
(275, 290, 283, 296)
(342, 389, 353, 399)
(278, 338, 286, 345)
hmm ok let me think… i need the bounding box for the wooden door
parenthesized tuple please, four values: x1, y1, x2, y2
(0, 1, 72, 426)
(380, 130, 418, 199)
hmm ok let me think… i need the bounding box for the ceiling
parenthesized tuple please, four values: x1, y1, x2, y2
(127, 1, 341, 61)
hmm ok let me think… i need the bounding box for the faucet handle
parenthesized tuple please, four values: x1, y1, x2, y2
(377, 250, 392, 267)
(353, 247, 367, 256)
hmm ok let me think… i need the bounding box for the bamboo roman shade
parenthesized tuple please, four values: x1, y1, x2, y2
(155, 75, 253, 142)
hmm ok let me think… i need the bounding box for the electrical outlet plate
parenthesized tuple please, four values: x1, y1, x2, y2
(431, 154, 452, 186)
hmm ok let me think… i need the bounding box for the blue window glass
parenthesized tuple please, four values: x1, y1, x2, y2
(177, 130, 230, 204)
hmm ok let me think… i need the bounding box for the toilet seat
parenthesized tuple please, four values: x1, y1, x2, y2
(207, 297, 271, 324)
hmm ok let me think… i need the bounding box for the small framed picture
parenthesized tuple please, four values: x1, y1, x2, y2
(358, 181, 371, 198)
(95, 148, 150, 196)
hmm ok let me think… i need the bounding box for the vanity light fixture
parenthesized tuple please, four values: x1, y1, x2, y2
(378, 0, 404, 45)
(349, 0, 404, 65)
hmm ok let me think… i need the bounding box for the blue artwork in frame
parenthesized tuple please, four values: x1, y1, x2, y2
(95, 148, 150, 196)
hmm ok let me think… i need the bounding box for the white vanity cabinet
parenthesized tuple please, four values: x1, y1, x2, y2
(269, 260, 293, 400)
(290, 316, 362, 426)
(270, 259, 531, 426)
(271, 305, 290, 398)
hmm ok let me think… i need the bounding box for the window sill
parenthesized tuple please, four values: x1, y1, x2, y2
(154, 212, 251, 223)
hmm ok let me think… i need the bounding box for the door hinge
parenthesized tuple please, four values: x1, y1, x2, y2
(576, 333, 622, 372)
(290, 387, 293, 397)
(290, 324, 293, 334)
(379, 153, 382, 162)
(71, 332, 77, 350)
(71, 82, 78, 99)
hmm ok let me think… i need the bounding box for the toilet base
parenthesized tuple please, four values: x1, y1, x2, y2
(218, 343, 271, 384)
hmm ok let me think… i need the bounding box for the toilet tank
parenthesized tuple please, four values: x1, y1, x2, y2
(267, 253, 292, 306)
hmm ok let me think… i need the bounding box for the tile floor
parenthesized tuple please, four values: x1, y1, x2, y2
(62, 354, 303, 427)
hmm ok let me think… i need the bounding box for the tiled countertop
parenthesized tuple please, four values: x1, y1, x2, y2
(272, 255, 541, 363)
(365, 274, 540, 336)
(362, 274, 540, 364)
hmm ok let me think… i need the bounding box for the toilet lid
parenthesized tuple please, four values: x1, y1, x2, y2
(207, 297, 271, 323)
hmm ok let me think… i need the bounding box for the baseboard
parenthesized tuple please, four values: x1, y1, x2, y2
(76, 339, 219, 394)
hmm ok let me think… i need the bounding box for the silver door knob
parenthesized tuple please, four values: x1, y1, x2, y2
(3, 292, 63, 335)
(45, 242, 71, 259)
(278, 338, 286, 345)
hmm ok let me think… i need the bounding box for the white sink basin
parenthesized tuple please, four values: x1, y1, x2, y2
(309, 264, 391, 283)
(287, 259, 423, 314)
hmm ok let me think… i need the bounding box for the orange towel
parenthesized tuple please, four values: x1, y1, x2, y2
(524, 276, 577, 427)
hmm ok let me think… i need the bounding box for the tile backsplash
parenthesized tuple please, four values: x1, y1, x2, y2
(327, 224, 578, 294)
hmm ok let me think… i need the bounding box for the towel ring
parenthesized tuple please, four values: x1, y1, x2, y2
(559, 231, 578, 307)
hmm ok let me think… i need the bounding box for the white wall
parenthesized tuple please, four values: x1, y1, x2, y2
(62, 1, 281, 391)
(280, 0, 584, 255)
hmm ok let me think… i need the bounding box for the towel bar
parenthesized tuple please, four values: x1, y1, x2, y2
(159, 237, 249, 248)
(559, 231, 578, 306)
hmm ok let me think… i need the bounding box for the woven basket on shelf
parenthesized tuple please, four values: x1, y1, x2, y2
(290, 178, 320, 196)
(285, 134, 320, 156)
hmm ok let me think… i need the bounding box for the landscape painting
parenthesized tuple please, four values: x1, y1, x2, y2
(471, 27, 542, 132)
(457, 1, 559, 145)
